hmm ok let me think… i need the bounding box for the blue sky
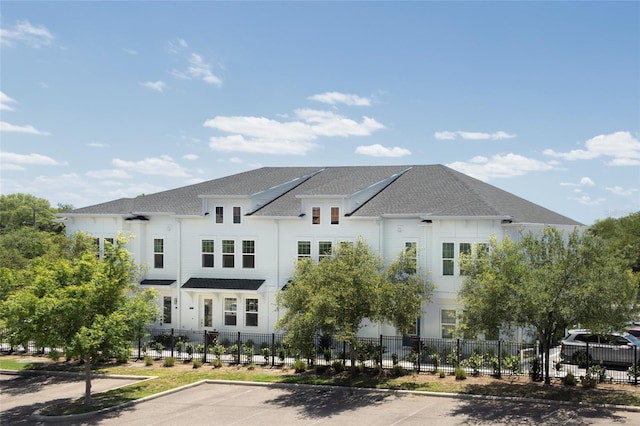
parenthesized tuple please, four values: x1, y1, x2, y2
(1, 1, 638, 226)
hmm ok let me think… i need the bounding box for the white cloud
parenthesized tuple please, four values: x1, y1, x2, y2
(139, 81, 166, 92)
(309, 92, 372, 106)
(173, 53, 222, 86)
(229, 157, 244, 163)
(570, 194, 606, 206)
(112, 155, 190, 177)
(606, 186, 638, 196)
(205, 108, 384, 155)
(447, 153, 555, 181)
(0, 151, 64, 166)
(86, 169, 132, 179)
(0, 121, 51, 135)
(0, 20, 54, 48)
(124, 48, 138, 55)
(87, 142, 110, 148)
(560, 177, 596, 187)
(435, 130, 516, 140)
(0, 91, 16, 111)
(182, 154, 198, 161)
(355, 144, 411, 157)
(543, 131, 640, 166)
(434, 131, 456, 140)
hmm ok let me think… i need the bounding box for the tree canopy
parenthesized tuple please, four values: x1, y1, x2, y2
(589, 211, 640, 274)
(0, 193, 67, 234)
(276, 239, 432, 360)
(1, 233, 157, 404)
(459, 226, 638, 384)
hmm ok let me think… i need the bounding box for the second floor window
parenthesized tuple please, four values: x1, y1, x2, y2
(319, 241, 332, 261)
(216, 206, 223, 223)
(222, 240, 235, 268)
(154, 238, 164, 269)
(233, 206, 241, 224)
(442, 242, 454, 276)
(242, 240, 255, 268)
(297, 241, 311, 260)
(312, 207, 320, 224)
(202, 239, 214, 268)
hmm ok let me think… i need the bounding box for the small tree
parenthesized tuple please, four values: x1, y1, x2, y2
(1, 233, 157, 405)
(276, 238, 431, 369)
(459, 227, 638, 384)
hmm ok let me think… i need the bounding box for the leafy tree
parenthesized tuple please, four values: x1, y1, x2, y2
(0, 193, 62, 234)
(1, 233, 157, 405)
(276, 239, 431, 365)
(459, 227, 638, 384)
(589, 212, 640, 274)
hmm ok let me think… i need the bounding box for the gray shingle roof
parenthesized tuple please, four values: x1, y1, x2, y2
(68, 165, 581, 226)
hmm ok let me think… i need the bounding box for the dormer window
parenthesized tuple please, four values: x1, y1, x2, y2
(312, 207, 320, 224)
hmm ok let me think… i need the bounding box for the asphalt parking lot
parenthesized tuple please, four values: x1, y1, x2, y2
(3, 373, 640, 425)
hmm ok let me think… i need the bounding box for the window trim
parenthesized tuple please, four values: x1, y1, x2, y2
(222, 240, 235, 268)
(312, 207, 320, 225)
(242, 240, 255, 269)
(154, 238, 165, 269)
(163, 296, 172, 324)
(233, 206, 241, 224)
(442, 242, 454, 276)
(245, 298, 258, 327)
(297, 240, 311, 261)
(215, 206, 223, 224)
(202, 239, 214, 268)
(441, 309, 456, 339)
(224, 297, 237, 326)
(330, 207, 339, 225)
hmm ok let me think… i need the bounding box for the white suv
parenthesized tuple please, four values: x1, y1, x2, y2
(560, 329, 640, 368)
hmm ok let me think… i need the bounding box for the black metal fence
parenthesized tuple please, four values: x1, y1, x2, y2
(3, 328, 640, 385)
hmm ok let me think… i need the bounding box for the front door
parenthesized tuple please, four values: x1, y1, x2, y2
(201, 297, 213, 328)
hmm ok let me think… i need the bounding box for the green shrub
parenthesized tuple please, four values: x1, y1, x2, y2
(430, 353, 441, 372)
(461, 352, 484, 376)
(163, 357, 176, 367)
(455, 366, 467, 380)
(438, 370, 446, 378)
(261, 346, 272, 364)
(212, 358, 223, 368)
(48, 349, 61, 362)
(144, 355, 153, 366)
(445, 350, 460, 368)
(332, 361, 345, 373)
(562, 372, 577, 386)
(392, 364, 406, 377)
(391, 353, 399, 366)
(247, 362, 256, 370)
(192, 359, 203, 369)
(293, 359, 307, 373)
(503, 355, 521, 375)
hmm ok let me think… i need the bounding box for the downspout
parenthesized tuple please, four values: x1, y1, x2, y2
(272, 219, 280, 333)
(176, 218, 182, 329)
(377, 217, 384, 336)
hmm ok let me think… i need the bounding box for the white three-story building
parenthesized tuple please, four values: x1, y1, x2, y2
(61, 165, 582, 339)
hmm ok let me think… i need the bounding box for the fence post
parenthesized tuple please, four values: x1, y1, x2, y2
(271, 333, 275, 367)
(203, 330, 208, 363)
(379, 335, 383, 367)
(237, 331, 242, 365)
(342, 341, 347, 366)
(417, 338, 422, 373)
(586, 341, 590, 370)
(137, 337, 142, 360)
(456, 339, 461, 368)
(635, 345, 638, 386)
(497, 340, 502, 379)
(170, 328, 175, 359)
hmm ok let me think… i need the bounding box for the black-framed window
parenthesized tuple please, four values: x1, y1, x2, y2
(297, 241, 311, 260)
(233, 206, 241, 224)
(245, 298, 258, 327)
(216, 206, 223, 223)
(154, 238, 164, 269)
(202, 239, 214, 268)
(222, 240, 235, 268)
(242, 240, 255, 269)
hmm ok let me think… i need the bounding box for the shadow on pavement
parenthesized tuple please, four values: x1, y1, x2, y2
(0, 373, 79, 397)
(263, 385, 393, 418)
(449, 397, 629, 425)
